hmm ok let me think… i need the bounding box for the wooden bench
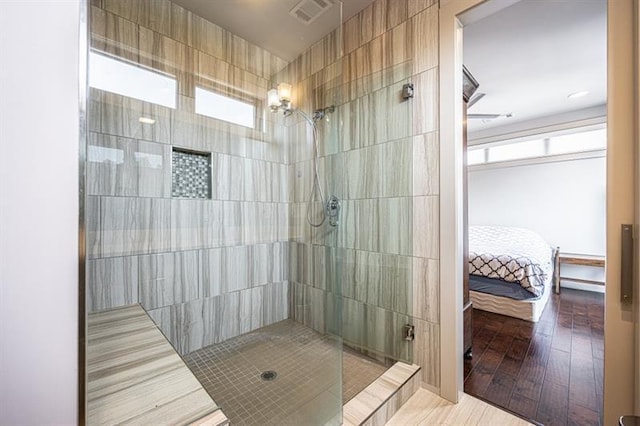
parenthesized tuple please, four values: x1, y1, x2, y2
(555, 253, 605, 293)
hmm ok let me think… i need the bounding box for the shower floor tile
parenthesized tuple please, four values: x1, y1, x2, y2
(183, 319, 387, 426)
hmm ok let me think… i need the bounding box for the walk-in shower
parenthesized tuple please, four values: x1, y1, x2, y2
(85, 0, 429, 423)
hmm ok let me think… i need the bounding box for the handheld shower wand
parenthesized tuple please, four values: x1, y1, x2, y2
(294, 108, 327, 227)
(270, 90, 336, 227)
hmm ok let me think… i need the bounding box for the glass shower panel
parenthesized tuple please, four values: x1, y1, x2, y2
(271, 8, 344, 424)
(337, 60, 415, 365)
(86, 0, 343, 424)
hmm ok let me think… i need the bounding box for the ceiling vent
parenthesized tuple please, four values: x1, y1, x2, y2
(289, 0, 335, 25)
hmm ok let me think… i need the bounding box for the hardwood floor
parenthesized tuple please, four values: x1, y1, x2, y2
(464, 288, 604, 426)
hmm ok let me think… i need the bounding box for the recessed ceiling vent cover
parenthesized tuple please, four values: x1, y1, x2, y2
(290, 0, 335, 25)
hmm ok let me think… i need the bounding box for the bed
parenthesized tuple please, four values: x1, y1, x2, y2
(468, 226, 559, 322)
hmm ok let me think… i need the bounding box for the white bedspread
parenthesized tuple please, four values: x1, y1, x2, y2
(469, 226, 553, 297)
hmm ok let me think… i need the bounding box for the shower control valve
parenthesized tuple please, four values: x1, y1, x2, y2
(326, 195, 341, 227)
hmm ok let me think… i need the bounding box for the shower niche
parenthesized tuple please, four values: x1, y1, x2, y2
(171, 148, 212, 199)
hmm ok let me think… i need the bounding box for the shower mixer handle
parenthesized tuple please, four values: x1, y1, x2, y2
(326, 196, 340, 227)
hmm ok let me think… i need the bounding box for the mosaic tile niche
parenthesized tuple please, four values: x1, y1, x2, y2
(172, 149, 212, 199)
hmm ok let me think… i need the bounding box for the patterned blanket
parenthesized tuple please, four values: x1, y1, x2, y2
(469, 226, 553, 297)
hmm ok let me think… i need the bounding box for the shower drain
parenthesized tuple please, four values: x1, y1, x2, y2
(260, 370, 278, 381)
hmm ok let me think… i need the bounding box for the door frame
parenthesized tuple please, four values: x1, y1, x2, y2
(438, 0, 523, 404)
(636, 2, 640, 414)
(605, 1, 638, 423)
(438, 2, 639, 424)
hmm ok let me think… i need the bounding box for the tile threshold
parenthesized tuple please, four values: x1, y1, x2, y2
(343, 362, 421, 426)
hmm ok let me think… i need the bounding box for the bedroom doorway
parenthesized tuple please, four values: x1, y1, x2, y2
(459, 1, 607, 424)
(439, 0, 639, 425)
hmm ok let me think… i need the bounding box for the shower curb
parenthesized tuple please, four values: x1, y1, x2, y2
(343, 362, 421, 426)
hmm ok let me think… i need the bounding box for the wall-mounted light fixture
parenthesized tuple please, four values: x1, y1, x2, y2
(268, 83, 293, 115)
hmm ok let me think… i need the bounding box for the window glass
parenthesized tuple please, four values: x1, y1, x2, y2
(89, 51, 177, 108)
(488, 139, 546, 162)
(195, 87, 256, 129)
(548, 128, 606, 155)
(467, 148, 485, 165)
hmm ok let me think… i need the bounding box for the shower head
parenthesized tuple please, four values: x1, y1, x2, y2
(312, 105, 335, 122)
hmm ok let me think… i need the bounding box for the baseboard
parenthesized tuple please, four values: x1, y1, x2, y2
(560, 280, 605, 293)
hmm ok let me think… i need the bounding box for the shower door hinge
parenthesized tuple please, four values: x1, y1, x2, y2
(403, 324, 415, 341)
(402, 83, 414, 100)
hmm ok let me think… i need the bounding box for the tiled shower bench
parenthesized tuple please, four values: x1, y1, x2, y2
(87, 304, 228, 425)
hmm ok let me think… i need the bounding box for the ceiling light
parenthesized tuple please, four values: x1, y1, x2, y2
(138, 117, 156, 124)
(568, 91, 589, 99)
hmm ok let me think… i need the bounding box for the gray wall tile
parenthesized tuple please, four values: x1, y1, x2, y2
(413, 319, 440, 388)
(102, 0, 172, 37)
(345, 145, 382, 199)
(222, 201, 243, 246)
(138, 250, 201, 310)
(289, 281, 326, 333)
(87, 133, 170, 197)
(101, 92, 172, 144)
(101, 197, 171, 257)
(171, 199, 223, 250)
(90, 6, 139, 64)
(412, 257, 439, 323)
(87, 256, 138, 311)
(378, 197, 412, 255)
(412, 196, 439, 258)
(381, 139, 412, 198)
(86, 196, 101, 259)
(413, 68, 439, 135)
(342, 297, 413, 363)
(412, 132, 439, 196)
(411, 4, 438, 73)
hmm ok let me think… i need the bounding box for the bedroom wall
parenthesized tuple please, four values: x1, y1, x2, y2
(468, 155, 606, 285)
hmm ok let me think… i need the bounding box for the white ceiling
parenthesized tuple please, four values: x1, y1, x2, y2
(171, 0, 376, 62)
(463, 0, 607, 136)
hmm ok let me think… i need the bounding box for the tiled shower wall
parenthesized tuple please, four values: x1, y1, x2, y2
(86, 0, 442, 391)
(86, 0, 292, 355)
(284, 0, 441, 389)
